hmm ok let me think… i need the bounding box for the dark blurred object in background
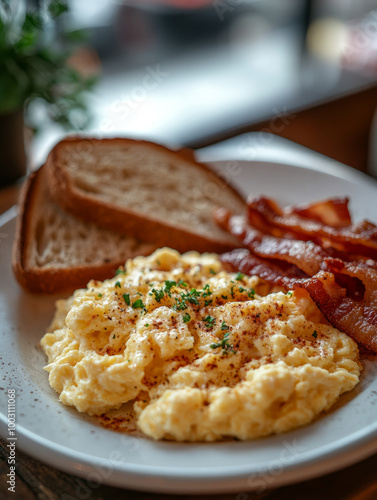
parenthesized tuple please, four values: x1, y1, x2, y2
(0, 109, 27, 187)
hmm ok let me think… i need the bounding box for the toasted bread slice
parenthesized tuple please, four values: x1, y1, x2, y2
(12, 165, 156, 293)
(46, 138, 246, 253)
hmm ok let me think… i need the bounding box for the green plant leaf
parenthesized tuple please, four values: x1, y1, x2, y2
(65, 29, 88, 43)
(48, 1, 69, 18)
(0, 0, 96, 132)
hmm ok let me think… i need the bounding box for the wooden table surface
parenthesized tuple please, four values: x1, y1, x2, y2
(2, 87, 377, 499)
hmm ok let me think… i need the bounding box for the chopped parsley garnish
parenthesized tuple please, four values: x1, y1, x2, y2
(210, 343, 221, 348)
(221, 295, 228, 300)
(175, 288, 201, 310)
(187, 295, 200, 305)
(235, 272, 245, 281)
(177, 279, 188, 287)
(204, 299, 213, 307)
(248, 289, 255, 298)
(173, 286, 216, 311)
(174, 297, 187, 311)
(238, 286, 245, 292)
(286, 291, 293, 297)
(221, 321, 229, 331)
(312, 330, 318, 339)
(209, 268, 216, 275)
(183, 313, 191, 323)
(210, 331, 235, 354)
(113, 334, 116, 339)
(152, 288, 165, 302)
(203, 315, 216, 328)
(115, 281, 121, 288)
(123, 293, 130, 305)
(188, 288, 201, 301)
(164, 280, 176, 293)
(150, 281, 179, 303)
(145, 323, 150, 327)
(132, 298, 145, 309)
(115, 267, 126, 276)
(97, 293, 102, 298)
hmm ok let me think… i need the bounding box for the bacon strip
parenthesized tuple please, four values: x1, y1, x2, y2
(222, 248, 377, 353)
(248, 196, 377, 259)
(214, 209, 329, 277)
(323, 258, 377, 308)
(294, 272, 377, 353)
(221, 248, 308, 289)
(214, 199, 377, 353)
(285, 197, 351, 228)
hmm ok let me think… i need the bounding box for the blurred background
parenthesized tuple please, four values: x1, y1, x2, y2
(1, 0, 377, 183)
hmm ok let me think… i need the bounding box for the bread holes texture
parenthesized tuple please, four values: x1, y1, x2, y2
(46, 138, 246, 253)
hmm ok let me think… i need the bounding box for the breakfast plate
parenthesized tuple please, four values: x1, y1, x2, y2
(1, 159, 377, 494)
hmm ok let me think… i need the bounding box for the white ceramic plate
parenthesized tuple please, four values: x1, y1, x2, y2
(1, 160, 377, 495)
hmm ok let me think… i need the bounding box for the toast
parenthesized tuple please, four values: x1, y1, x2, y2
(46, 137, 246, 253)
(12, 165, 157, 293)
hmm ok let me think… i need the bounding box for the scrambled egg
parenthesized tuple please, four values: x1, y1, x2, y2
(41, 248, 361, 441)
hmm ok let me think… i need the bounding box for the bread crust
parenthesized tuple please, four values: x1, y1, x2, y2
(46, 137, 246, 254)
(12, 165, 151, 294)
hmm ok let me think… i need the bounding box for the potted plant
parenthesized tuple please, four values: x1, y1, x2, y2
(0, 0, 96, 187)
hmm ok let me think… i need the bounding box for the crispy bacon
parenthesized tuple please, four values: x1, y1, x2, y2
(323, 258, 377, 308)
(222, 248, 377, 353)
(214, 209, 330, 277)
(286, 197, 351, 228)
(248, 196, 377, 259)
(214, 196, 377, 353)
(294, 272, 377, 353)
(221, 248, 308, 289)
